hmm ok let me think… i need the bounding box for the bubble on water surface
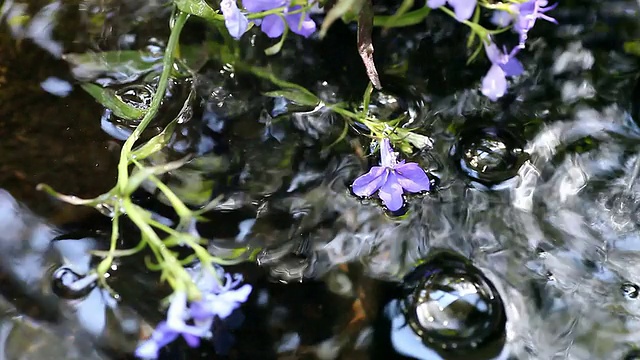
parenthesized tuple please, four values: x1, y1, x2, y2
(621, 282, 640, 299)
(452, 127, 528, 190)
(390, 251, 506, 359)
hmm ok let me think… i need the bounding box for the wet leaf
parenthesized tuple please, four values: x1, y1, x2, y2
(63, 51, 162, 82)
(320, 0, 365, 38)
(81, 83, 146, 120)
(131, 120, 179, 160)
(174, 0, 223, 22)
(357, 0, 381, 89)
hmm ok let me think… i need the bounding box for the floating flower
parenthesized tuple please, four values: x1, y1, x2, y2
(480, 42, 524, 101)
(135, 291, 207, 359)
(352, 138, 430, 211)
(189, 271, 253, 324)
(427, 0, 477, 21)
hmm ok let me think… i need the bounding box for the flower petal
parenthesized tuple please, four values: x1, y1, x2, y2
(135, 340, 160, 359)
(261, 14, 285, 38)
(284, 7, 316, 37)
(448, 0, 477, 21)
(500, 53, 524, 76)
(189, 301, 212, 321)
(380, 138, 397, 167)
(182, 333, 201, 348)
(377, 172, 405, 211)
(426, 0, 446, 8)
(352, 166, 387, 197)
(221, 0, 249, 40)
(220, 284, 253, 304)
(242, 0, 287, 12)
(481, 64, 507, 101)
(394, 163, 431, 193)
(490, 10, 513, 27)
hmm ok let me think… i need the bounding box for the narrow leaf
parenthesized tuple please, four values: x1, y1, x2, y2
(381, 0, 414, 30)
(81, 83, 146, 120)
(373, 6, 430, 27)
(63, 51, 162, 83)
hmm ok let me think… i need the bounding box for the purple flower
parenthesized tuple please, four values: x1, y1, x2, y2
(243, 0, 316, 38)
(352, 138, 430, 211)
(514, 0, 557, 45)
(480, 42, 524, 101)
(489, 1, 557, 47)
(134, 266, 252, 359)
(427, 0, 477, 21)
(135, 292, 208, 359)
(490, 10, 513, 27)
(189, 271, 253, 324)
(221, 0, 249, 39)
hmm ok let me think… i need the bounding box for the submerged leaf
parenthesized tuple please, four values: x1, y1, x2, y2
(63, 51, 162, 83)
(81, 83, 146, 120)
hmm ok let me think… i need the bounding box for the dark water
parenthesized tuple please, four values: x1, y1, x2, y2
(1, 0, 640, 359)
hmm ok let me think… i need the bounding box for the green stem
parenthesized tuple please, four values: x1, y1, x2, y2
(117, 11, 189, 193)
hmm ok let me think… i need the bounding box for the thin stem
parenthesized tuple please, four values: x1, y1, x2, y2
(117, 11, 189, 193)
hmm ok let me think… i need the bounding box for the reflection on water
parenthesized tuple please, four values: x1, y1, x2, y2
(2, 0, 640, 359)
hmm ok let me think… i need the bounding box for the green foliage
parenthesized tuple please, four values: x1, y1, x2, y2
(80, 83, 146, 120)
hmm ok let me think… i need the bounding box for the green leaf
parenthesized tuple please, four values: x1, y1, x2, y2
(81, 83, 146, 120)
(263, 90, 320, 106)
(63, 51, 162, 81)
(380, 0, 414, 30)
(173, 0, 223, 22)
(373, 6, 430, 27)
(264, 25, 288, 56)
(624, 40, 640, 57)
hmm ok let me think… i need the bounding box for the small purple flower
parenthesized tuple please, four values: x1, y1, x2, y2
(514, 0, 557, 45)
(135, 292, 208, 359)
(352, 138, 430, 211)
(189, 271, 253, 323)
(134, 266, 252, 360)
(480, 42, 524, 101)
(245, 0, 316, 38)
(427, 0, 477, 21)
(489, 1, 557, 47)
